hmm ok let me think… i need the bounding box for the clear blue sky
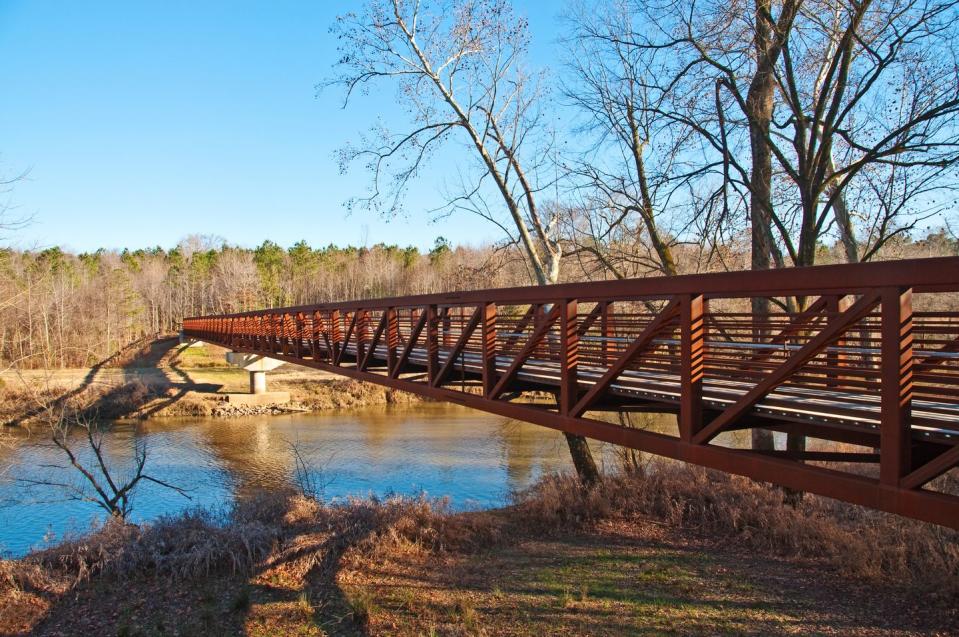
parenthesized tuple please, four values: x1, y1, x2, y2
(0, 1, 565, 253)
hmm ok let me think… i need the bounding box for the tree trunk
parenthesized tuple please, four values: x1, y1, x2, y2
(542, 257, 600, 487)
(746, 0, 779, 452)
(564, 432, 600, 487)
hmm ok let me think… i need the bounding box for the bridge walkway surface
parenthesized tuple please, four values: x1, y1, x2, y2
(183, 257, 959, 528)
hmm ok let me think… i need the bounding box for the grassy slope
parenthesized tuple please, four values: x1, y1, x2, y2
(16, 520, 949, 637)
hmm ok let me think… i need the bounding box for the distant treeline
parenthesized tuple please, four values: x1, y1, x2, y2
(1, 231, 956, 369)
(0, 235, 528, 369)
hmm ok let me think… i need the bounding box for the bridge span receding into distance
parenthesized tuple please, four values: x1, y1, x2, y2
(183, 257, 959, 529)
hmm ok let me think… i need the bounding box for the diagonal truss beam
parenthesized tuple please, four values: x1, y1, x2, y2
(901, 445, 959, 490)
(693, 292, 881, 445)
(489, 304, 560, 400)
(576, 302, 605, 337)
(359, 311, 388, 371)
(391, 309, 428, 378)
(570, 299, 680, 417)
(913, 334, 959, 376)
(335, 311, 359, 366)
(431, 305, 483, 388)
(746, 295, 832, 364)
(503, 305, 537, 348)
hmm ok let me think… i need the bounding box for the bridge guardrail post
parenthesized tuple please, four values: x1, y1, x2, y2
(680, 294, 705, 442)
(482, 302, 497, 397)
(426, 304, 439, 383)
(386, 307, 399, 374)
(330, 310, 342, 363)
(880, 286, 914, 485)
(560, 299, 579, 415)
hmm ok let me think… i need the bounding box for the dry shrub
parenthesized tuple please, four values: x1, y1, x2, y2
(513, 462, 959, 592)
(0, 558, 60, 599)
(25, 493, 287, 583)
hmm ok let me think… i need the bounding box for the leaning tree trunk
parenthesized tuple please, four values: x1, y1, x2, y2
(540, 255, 601, 487)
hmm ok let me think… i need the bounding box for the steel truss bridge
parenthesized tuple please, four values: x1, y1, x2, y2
(183, 257, 959, 529)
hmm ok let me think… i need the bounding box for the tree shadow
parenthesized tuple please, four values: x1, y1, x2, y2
(243, 504, 375, 636)
(5, 334, 166, 427)
(83, 338, 225, 419)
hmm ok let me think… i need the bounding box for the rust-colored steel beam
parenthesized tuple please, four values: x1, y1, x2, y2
(432, 305, 482, 388)
(692, 292, 882, 445)
(570, 299, 679, 417)
(183, 257, 959, 530)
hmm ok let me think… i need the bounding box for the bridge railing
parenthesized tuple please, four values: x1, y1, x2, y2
(184, 257, 959, 528)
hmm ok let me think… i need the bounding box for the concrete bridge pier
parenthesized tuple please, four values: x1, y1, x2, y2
(250, 370, 268, 394)
(225, 352, 289, 405)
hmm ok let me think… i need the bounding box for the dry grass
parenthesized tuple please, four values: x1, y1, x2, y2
(2, 465, 957, 634)
(512, 462, 959, 591)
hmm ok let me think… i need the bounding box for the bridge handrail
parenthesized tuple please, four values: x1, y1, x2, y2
(184, 256, 959, 319)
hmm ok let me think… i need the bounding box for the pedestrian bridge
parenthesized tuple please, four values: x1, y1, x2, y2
(183, 257, 959, 529)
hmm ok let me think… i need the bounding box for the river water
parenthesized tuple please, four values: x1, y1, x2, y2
(0, 404, 643, 558)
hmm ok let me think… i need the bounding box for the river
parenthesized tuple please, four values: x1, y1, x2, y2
(0, 404, 649, 557)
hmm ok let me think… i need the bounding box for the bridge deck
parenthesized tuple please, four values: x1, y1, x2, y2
(183, 257, 959, 529)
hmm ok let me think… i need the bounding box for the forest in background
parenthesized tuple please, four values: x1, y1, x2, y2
(2, 229, 955, 369)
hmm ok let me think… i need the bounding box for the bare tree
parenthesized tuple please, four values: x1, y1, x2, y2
(768, 0, 959, 265)
(561, 0, 721, 280)
(19, 409, 190, 519)
(0, 163, 31, 241)
(327, 0, 599, 484)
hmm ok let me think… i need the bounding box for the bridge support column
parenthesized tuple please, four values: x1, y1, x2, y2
(250, 370, 268, 395)
(225, 352, 286, 397)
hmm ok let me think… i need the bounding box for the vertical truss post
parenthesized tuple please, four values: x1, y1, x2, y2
(386, 307, 399, 373)
(426, 304, 440, 384)
(601, 301, 615, 366)
(482, 302, 497, 397)
(330, 310, 342, 363)
(560, 299, 579, 415)
(356, 310, 369, 364)
(294, 312, 304, 358)
(880, 287, 914, 485)
(311, 310, 322, 360)
(680, 294, 705, 441)
(825, 296, 850, 389)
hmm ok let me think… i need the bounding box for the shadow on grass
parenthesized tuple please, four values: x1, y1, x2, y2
(5, 334, 171, 427)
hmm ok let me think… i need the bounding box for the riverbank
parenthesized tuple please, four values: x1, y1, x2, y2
(0, 338, 422, 425)
(1, 464, 957, 636)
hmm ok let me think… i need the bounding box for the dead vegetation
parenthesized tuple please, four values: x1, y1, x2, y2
(2, 461, 957, 635)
